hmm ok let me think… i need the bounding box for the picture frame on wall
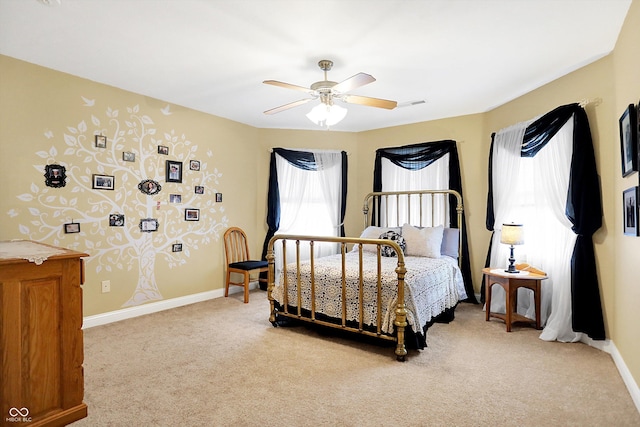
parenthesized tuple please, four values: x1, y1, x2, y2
(44, 164, 66, 188)
(109, 213, 125, 227)
(172, 243, 183, 252)
(623, 186, 639, 236)
(64, 222, 80, 234)
(185, 208, 199, 221)
(139, 218, 159, 232)
(92, 174, 115, 190)
(95, 134, 107, 148)
(138, 179, 162, 195)
(166, 160, 183, 183)
(619, 104, 638, 177)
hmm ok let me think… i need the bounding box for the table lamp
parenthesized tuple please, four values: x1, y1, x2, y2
(501, 223, 524, 273)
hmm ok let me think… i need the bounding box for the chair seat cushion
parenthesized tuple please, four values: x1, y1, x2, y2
(229, 260, 268, 271)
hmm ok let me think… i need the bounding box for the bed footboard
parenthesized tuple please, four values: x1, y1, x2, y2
(266, 235, 408, 361)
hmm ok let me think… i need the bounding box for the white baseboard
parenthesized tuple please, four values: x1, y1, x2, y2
(582, 336, 640, 413)
(82, 283, 259, 329)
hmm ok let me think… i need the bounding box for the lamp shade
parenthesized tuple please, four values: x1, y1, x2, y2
(500, 223, 524, 245)
(306, 103, 347, 127)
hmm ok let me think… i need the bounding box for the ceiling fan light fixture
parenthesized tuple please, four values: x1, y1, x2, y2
(306, 103, 347, 128)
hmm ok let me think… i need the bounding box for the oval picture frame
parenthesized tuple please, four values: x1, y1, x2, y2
(138, 179, 162, 195)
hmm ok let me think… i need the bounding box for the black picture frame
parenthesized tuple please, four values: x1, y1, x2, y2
(139, 218, 159, 232)
(109, 213, 125, 227)
(92, 174, 115, 190)
(158, 145, 169, 155)
(215, 193, 222, 203)
(189, 160, 200, 171)
(95, 134, 107, 148)
(637, 99, 640, 185)
(194, 186, 204, 194)
(44, 164, 66, 188)
(619, 104, 638, 177)
(185, 208, 199, 221)
(138, 179, 162, 195)
(123, 151, 135, 162)
(64, 222, 80, 234)
(172, 243, 183, 252)
(166, 160, 183, 183)
(623, 186, 639, 236)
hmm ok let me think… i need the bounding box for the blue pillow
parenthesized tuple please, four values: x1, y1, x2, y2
(441, 228, 459, 258)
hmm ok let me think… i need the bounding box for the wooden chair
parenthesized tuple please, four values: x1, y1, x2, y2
(223, 227, 268, 303)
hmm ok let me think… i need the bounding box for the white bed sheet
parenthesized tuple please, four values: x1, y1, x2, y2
(271, 251, 466, 334)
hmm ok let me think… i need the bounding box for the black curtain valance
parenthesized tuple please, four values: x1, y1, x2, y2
(373, 140, 477, 304)
(484, 103, 605, 340)
(270, 147, 320, 171)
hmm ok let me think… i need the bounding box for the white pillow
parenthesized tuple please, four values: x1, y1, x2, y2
(353, 226, 402, 253)
(401, 224, 444, 258)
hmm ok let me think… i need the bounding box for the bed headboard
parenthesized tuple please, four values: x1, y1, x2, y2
(362, 189, 464, 261)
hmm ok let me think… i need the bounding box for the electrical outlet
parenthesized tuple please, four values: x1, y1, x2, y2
(101, 280, 110, 293)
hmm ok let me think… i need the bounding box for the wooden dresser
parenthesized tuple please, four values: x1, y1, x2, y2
(0, 240, 88, 426)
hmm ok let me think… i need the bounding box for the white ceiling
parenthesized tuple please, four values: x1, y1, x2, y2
(0, 0, 631, 132)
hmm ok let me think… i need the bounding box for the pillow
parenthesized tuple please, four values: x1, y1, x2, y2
(401, 224, 444, 258)
(351, 225, 402, 252)
(379, 230, 406, 257)
(353, 226, 402, 253)
(441, 227, 459, 259)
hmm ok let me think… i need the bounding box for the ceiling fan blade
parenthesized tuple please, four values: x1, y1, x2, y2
(342, 95, 397, 110)
(264, 98, 312, 115)
(332, 73, 376, 93)
(263, 80, 314, 94)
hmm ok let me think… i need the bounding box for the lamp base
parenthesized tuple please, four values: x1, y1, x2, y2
(504, 244, 520, 274)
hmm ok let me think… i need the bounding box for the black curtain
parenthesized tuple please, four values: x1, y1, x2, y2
(261, 148, 348, 261)
(373, 140, 477, 304)
(485, 103, 605, 340)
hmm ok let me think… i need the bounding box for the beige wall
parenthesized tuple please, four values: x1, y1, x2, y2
(0, 55, 261, 314)
(1, 0, 638, 392)
(612, 0, 640, 390)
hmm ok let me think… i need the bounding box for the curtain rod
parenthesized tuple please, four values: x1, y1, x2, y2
(268, 148, 350, 155)
(578, 97, 602, 108)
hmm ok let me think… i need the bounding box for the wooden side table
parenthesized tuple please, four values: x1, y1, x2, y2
(483, 267, 547, 332)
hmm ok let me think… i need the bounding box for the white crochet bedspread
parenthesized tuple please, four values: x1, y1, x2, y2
(272, 252, 466, 334)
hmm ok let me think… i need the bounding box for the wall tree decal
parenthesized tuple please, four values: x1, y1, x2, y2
(9, 100, 227, 307)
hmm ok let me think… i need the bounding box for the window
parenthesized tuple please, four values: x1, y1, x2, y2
(381, 154, 450, 226)
(263, 149, 347, 265)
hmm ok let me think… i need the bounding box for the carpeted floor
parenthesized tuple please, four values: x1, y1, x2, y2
(71, 290, 640, 426)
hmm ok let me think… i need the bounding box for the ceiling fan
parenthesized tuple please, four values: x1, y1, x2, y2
(263, 60, 397, 123)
